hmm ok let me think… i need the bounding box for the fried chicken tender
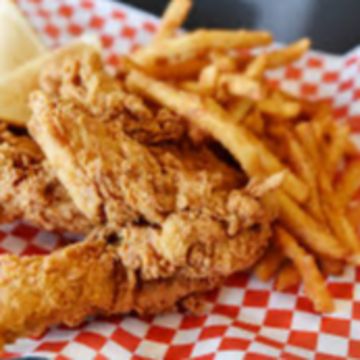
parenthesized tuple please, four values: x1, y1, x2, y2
(29, 54, 248, 229)
(0, 202, 270, 347)
(39, 50, 187, 145)
(0, 124, 91, 233)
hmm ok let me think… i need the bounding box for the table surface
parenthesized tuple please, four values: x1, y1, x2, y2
(120, 0, 360, 54)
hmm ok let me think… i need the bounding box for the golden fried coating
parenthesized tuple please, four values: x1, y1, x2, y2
(0, 124, 91, 233)
(29, 53, 247, 228)
(0, 205, 270, 347)
(39, 51, 187, 145)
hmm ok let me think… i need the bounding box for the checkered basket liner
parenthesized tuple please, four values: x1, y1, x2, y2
(2, 0, 360, 359)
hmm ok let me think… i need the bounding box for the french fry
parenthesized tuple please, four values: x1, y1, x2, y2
(295, 122, 320, 164)
(265, 38, 311, 69)
(258, 91, 301, 119)
(319, 258, 345, 276)
(344, 138, 359, 157)
(285, 132, 323, 221)
(266, 123, 289, 140)
(254, 245, 285, 281)
(210, 52, 238, 72)
(126, 70, 308, 203)
(178, 80, 204, 93)
(323, 204, 360, 263)
(347, 202, 360, 231)
(326, 123, 349, 177)
(227, 98, 254, 123)
(295, 122, 333, 206)
(275, 226, 334, 313)
(139, 58, 208, 80)
(312, 114, 333, 152)
(299, 99, 331, 119)
(275, 191, 347, 259)
(218, 74, 262, 100)
(275, 262, 301, 291)
(199, 64, 218, 95)
(132, 30, 272, 67)
(153, 0, 192, 42)
(243, 110, 264, 135)
(245, 54, 267, 80)
(336, 160, 360, 208)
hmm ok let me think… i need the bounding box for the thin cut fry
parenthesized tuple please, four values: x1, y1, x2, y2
(275, 190, 347, 259)
(285, 133, 323, 220)
(323, 204, 360, 263)
(347, 202, 360, 232)
(258, 92, 301, 119)
(132, 30, 272, 67)
(275, 262, 301, 291)
(295, 122, 320, 165)
(319, 258, 345, 276)
(178, 80, 203, 93)
(336, 160, 360, 207)
(218, 74, 262, 100)
(126, 70, 308, 203)
(140, 58, 208, 80)
(326, 124, 349, 177)
(254, 245, 285, 281)
(245, 54, 267, 79)
(266, 38, 311, 69)
(210, 52, 238, 72)
(312, 115, 333, 156)
(275, 226, 334, 313)
(228, 98, 254, 123)
(199, 64, 218, 95)
(295, 122, 334, 207)
(243, 110, 264, 135)
(153, 0, 192, 42)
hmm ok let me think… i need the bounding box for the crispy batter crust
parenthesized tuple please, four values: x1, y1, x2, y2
(0, 124, 91, 233)
(29, 54, 248, 228)
(0, 218, 269, 347)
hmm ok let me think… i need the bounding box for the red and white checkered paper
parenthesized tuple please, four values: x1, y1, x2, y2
(2, 0, 360, 359)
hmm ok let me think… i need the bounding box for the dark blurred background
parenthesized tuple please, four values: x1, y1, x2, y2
(119, 0, 360, 54)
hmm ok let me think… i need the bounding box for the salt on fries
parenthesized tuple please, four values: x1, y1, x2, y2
(121, 0, 360, 312)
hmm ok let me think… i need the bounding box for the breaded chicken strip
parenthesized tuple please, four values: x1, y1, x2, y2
(0, 199, 270, 347)
(0, 124, 91, 233)
(29, 54, 246, 229)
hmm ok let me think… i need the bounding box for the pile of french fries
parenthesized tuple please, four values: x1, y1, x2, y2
(123, 0, 360, 312)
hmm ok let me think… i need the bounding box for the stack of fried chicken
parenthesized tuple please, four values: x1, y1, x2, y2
(0, 48, 279, 347)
